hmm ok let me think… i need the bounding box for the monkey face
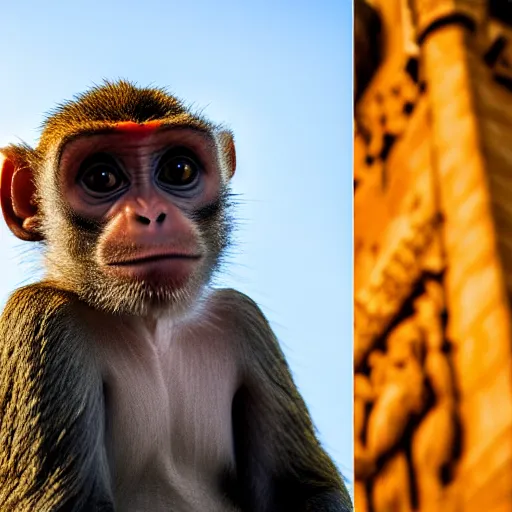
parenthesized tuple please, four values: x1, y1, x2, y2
(39, 124, 231, 316)
(1, 123, 235, 318)
(0, 83, 236, 317)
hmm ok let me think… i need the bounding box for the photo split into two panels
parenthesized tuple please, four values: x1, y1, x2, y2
(0, 1, 354, 511)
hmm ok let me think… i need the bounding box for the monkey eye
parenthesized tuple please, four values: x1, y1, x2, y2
(156, 149, 200, 189)
(78, 154, 127, 196)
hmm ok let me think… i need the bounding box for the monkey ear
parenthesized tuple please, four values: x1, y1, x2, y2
(0, 148, 43, 241)
(218, 131, 236, 179)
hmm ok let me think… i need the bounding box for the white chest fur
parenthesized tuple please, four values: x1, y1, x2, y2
(93, 308, 241, 512)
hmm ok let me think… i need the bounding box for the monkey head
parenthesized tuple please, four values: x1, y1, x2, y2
(0, 81, 237, 316)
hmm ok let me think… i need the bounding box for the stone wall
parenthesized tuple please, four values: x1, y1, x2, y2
(354, 1, 512, 510)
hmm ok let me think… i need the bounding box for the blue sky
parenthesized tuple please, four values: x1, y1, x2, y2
(0, 0, 353, 488)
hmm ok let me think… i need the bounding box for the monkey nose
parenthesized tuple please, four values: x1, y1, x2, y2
(134, 213, 167, 225)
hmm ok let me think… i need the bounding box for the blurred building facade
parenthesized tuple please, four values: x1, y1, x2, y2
(354, 1, 512, 510)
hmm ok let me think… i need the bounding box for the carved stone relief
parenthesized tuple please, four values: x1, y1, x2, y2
(355, 0, 426, 193)
(482, 26, 512, 90)
(354, 208, 441, 367)
(408, 0, 486, 43)
(355, 0, 383, 104)
(355, 2, 512, 512)
(354, 275, 460, 512)
(354, 58, 425, 193)
(412, 281, 459, 512)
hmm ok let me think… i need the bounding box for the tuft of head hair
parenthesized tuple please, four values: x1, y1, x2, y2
(37, 79, 214, 154)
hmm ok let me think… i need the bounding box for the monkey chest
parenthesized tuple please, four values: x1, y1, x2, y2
(100, 332, 239, 508)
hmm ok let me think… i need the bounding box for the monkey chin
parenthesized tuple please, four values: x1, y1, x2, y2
(75, 258, 213, 319)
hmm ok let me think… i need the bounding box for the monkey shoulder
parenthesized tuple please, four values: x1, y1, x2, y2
(4, 282, 84, 320)
(0, 283, 103, 437)
(207, 288, 277, 344)
(0, 283, 110, 511)
(1, 282, 97, 371)
(206, 287, 290, 373)
(207, 287, 261, 315)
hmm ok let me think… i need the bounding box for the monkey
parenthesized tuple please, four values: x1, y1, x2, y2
(0, 80, 353, 512)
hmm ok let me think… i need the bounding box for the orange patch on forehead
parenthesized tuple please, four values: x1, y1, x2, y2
(113, 120, 163, 135)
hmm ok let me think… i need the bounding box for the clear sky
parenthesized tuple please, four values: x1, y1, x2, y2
(0, 0, 353, 490)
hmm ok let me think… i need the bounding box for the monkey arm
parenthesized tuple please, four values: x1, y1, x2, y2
(218, 289, 353, 512)
(0, 284, 114, 512)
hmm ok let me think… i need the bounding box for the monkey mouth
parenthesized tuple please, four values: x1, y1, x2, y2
(107, 254, 202, 266)
(101, 251, 204, 286)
